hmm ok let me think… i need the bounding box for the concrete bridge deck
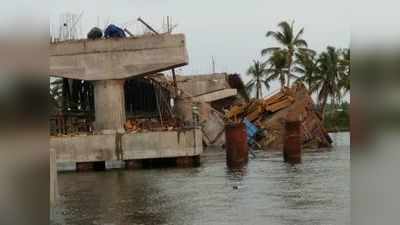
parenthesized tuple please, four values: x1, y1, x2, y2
(50, 34, 188, 80)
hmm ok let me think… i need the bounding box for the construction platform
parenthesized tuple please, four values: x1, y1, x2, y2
(50, 128, 202, 172)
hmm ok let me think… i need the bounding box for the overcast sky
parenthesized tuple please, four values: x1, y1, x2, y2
(50, 0, 350, 91)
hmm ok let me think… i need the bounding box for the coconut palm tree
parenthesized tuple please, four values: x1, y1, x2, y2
(313, 46, 342, 116)
(265, 49, 290, 89)
(294, 49, 318, 92)
(262, 20, 312, 87)
(338, 48, 350, 97)
(246, 60, 269, 99)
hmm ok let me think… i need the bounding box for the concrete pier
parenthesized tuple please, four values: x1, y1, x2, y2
(50, 128, 203, 171)
(225, 123, 248, 169)
(174, 96, 196, 123)
(93, 80, 126, 131)
(283, 121, 302, 164)
(49, 34, 195, 172)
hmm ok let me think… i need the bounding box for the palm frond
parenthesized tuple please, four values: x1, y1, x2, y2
(265, 71, 279, 81)
(294, 27, 304, 42)
(293, 39, 308, 48)
(288, 73, 300, 79)
(263, 80, 271, 90)
(261, 47, 281, 56)
(246, 80, 256, 89)
(298, 47, 316, 56)
(277, 21, 293, 43)
(293, 66, 306, 74)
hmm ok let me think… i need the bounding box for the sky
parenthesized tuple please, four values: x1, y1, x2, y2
(50, 0, 350, 92)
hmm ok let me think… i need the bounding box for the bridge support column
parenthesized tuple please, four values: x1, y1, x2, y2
(93, 80, 126, 131)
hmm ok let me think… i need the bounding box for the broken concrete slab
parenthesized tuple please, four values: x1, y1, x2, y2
(172, 73, 248, 147)
(199, 103, 226, 146)
(175, 73, 236, 97)
(193, 88, 237, 102)
(174, 96, 226, 146)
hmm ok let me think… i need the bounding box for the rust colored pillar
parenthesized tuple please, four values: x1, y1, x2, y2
(283, 120, 302, 164)
(225, 123, 248, 169)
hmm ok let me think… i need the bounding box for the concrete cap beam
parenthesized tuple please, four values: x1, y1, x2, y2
(49, 34, 188, 80)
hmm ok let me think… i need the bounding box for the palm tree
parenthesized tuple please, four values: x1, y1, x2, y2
(262, 20, 311, 87)
(313, 46, 342, 116)
(265, 49, 289, 89)
(294, 49, 318, 92)
(338, 48, 350, 98)
(246, 60, 269, 99)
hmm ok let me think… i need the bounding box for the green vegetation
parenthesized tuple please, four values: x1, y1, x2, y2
(324, 102, 350, 132)
(246, 60, 269, 99)
(246, 20, 350, 128)
(262, 21, 314, 88)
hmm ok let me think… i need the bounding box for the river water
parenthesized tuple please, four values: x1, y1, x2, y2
(53, 132, 350, 225)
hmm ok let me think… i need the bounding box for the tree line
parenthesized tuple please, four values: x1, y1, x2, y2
(246, 20, 350, 117)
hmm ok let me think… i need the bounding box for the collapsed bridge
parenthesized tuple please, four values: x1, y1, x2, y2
(49, 34, 202, 171)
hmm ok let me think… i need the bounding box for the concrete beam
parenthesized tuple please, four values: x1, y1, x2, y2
(49, 34, 188, 80)
(193, 88, 237, 102)
(176, 73, 230, 97)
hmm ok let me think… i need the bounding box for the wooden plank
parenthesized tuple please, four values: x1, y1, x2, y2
(264, 91, 286, 105)
(226, 105, 245, 119)
(267, 98, 293, 112)
(246, 105, 264, 121)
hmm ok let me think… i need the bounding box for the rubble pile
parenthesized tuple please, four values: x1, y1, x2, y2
(225, 83, 332, 149)
(173, 73, 248, 147)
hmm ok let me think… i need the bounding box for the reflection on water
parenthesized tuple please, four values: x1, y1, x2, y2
(53, 132, 350, 225)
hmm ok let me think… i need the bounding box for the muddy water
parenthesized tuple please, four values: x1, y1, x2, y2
(53, 132, 350, 225)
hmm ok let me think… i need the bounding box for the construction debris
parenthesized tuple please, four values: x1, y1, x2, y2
(173, 73, 248, 146)
(137, 17, 160, 35)
(124, 118, 178, 133)
(225, 83, 332, 149)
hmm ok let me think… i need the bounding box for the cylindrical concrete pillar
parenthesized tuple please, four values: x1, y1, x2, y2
(225, 122, 248, 169)
(174, 96, 193, 123)
(174, 97, 202, 126)
(93, 80, 126, 131)
(283, 120, 302, 164)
